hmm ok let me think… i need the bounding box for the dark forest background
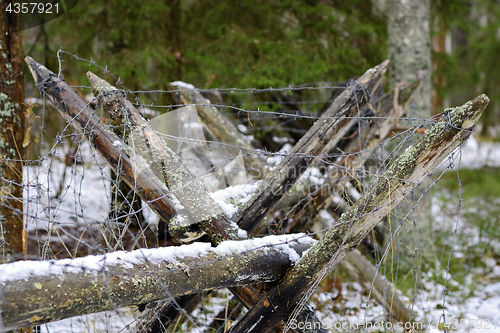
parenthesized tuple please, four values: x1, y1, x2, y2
(22, 0, 500, 136)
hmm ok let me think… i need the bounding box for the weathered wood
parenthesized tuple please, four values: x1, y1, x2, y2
(141, 79, 337, 333)
(228, 94, 489, 333)
(169, 82, 265, 175)
(274, 84, 422, 323)
(341, 249, 412, 324)
(286, 80, 420, 234)
(24, 57, 178, 225)
(86, 74, 324, 333)
(87, 72, 242, 245)
(0, 235, 314, 330)
(233, 60, 389, 235)
(24, 61, 274, 332)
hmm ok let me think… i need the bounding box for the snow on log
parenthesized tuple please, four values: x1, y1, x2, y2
(0, 234, 314, 329)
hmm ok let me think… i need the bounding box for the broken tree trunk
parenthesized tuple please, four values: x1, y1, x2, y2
(228, 94, 489, 333)
(0, 234, 314, 330)
(233, 60, 390, 235)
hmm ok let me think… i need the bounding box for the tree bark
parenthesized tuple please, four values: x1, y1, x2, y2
(0, 0, 25, 262)
(0, 234, 314, 330)
(228, 95, 489, 333)
(388, 0, 432, 120)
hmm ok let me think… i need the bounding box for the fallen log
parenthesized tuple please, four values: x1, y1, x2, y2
(24, 58, 287, 332)
(0, 234, 314, 330)
(228, 94, 489, 332)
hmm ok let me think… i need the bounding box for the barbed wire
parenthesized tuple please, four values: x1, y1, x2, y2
(0, 50, 488, 333)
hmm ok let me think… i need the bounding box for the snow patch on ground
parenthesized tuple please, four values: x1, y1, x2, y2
(454, 136, 500, 169)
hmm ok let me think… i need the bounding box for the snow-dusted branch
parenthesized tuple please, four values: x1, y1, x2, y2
(0, 234, 314, 330)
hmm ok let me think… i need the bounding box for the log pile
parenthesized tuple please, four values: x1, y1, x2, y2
(0, 56, 488, 332)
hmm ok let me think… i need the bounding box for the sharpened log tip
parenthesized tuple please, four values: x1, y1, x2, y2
(87, 71, 118, 97)
(24, 56, 54, 86)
